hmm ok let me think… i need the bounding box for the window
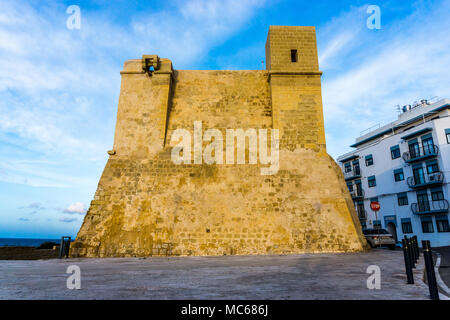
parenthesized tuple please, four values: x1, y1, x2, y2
(368, 176, 376, 188)
(346, 182, 353, 192)
(390, 145, 400, 159)
(412, 165, 425, 185)
(436, 215, 450, 233)
(431, 188, 444, 201)
(426, 160, 439, 174)
(446, 129, 450, 144)
(357, 202, 366, 220)
(344, 163, 351, 173)
(291, 49, 298, 62)
(421, 217, 434, 233)
(355, 180, 363, 196)
(402, 222, 413, 234)
(417, 192, 430, 212)
(394, 169, 404, 182)
(421, 134, 434, 155)
(357, 202, 365, 213)
(365, 154, 374, 166)
(352, 160, 361, 175)
(408, 139, 420, 158)
(397, 193, 408, 206)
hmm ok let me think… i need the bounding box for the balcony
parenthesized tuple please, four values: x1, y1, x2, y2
(350, 189, 365, 200)
(407, 171, 444, 189)
(357, 208, 367, 221)
(402, 144, 439, 163)
(411, 199, 449, 215)
(344, 167, 361, 181)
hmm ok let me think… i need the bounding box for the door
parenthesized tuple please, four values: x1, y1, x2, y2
(355, 181, 363, 197)
(353, 162, 360, 176)
(386, 222, 398, 243)
(413, 166, 425, 185)
(417, 193, 430, 212)
(409, 142, 420, 158)
(422, 137, 434, 155)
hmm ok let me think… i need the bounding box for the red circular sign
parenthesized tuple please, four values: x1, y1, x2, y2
(370, 201, 380, 211)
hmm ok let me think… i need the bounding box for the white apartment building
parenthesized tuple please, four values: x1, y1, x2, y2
(337, 98, 450, 247)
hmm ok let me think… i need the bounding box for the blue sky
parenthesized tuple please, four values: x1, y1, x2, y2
(1, 0, 449, 238)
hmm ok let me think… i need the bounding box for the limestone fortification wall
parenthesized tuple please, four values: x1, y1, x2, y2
(71, 26, 368, 257)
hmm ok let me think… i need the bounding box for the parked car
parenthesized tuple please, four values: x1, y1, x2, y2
(363, 228, 396, 250)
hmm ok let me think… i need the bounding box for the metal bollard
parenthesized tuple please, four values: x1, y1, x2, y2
(59, 236, 71, 259)
(422, 240, 439, 300)
(402, 238, 414, 284)
(65, 236, 71, 258)
(416, 237, 420, 259)
(405, 236, 415, 269)
(410, 238, 416, 268)
(59, 237, 65, 258)
(413, 236, 419, 262)
(410, 236, 417, 262)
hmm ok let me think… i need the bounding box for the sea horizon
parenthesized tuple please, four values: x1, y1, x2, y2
(0, 237, 69, 247)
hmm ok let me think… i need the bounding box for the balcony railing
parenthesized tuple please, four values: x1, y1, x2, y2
(357, 208, 367, 220)
(407, 171, 444, 189)
(350, 189, 364, 200)
(344, 167, 361, 180)
(402, 144, 439, 163)
(411, 199, 449, 215)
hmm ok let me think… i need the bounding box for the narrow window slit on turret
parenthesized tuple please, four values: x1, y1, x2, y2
(291, 49, 298, 62)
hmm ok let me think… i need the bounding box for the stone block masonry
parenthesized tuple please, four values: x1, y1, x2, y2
(70, 26, 368, 257)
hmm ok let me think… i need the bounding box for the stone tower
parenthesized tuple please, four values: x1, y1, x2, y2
(71, 26, 367, 257)
(266, 26, 326, 153)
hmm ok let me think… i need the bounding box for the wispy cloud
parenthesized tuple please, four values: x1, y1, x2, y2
(59, 217, 78, 223)
(0, 159, 97, 188)
(0, 0, 267, 238)
(318, 6, 367, 71)
(0, 0, 267, 190)
(63, 202, 86, 215)
(3, 0, 449, 239)
(318, 1, 450, 158)
(131, 0, 266, 66)
(18, 202, 46, 210)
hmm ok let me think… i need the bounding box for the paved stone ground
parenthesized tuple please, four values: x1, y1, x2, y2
(0, 249, 438, 300)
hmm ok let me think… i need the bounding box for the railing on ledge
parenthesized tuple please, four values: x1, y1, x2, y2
(350, 189, 365, 200)
(344, 168, 361, 180)
(411, 199, 449, 215)
(407, 171, 444, 189)
(402, 144, 439, 163)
